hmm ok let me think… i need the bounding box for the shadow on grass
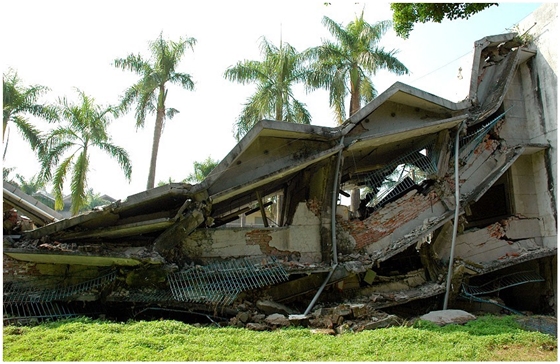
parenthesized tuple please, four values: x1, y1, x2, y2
(413, 314, 555, 337)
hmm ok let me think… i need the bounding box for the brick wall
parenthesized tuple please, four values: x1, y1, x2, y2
(338, 190, 440, 251)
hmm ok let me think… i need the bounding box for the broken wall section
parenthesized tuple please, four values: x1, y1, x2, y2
(181, 202, 322, 264)
(510, 153, 556, 248)
(435, 217, 545, 265)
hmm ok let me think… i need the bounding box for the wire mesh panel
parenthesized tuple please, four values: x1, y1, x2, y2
(462, 270, 545, 296)
(3, 301, 80, 325)
(361, 139, 438, 212)
(454, 107, 512, 162)
(169, 256, 289, 305)
(3, 269, 117, 303)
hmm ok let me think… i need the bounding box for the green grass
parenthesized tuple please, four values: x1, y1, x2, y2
(3, 315, 557, 361)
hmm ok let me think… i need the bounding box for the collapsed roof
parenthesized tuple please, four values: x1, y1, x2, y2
(3, 31, 557, 322)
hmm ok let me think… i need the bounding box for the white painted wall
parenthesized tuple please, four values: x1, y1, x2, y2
(183, 202, 322, 262)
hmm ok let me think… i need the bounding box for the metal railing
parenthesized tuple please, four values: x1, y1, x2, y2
(168, 256, 289, 305)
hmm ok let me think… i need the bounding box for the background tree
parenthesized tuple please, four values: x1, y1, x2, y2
(114, 32, 197, 190)
(186, 156, 219, 183)
(11, 173, 46, 196)
(3, 68, 58, 158)
(307, 11, 409, 124)
(307, 11, 409, 213)
(79, 188, 112, 212)
(39, 89, 132, 215)
(390, 3, 498, 39)
(156, 156, 219, 185)
(224, 37, 313, 140)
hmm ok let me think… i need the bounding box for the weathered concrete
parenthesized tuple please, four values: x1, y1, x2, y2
(265, 313, 291, 327)
(181, 202, 321, 263)
(360, 314, 401, 330)
(504, 218, 542, 240)
(420, 309, 476, 326)
(256, 300, 295, 316)
(153, 209, 205, 256)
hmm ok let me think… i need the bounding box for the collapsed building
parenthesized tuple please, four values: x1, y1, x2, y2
(3, 7, 557, 328)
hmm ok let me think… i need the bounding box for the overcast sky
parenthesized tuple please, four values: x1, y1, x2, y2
(2, 1, 542, 200)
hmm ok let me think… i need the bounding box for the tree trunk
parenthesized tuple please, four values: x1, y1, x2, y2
(147, 89, 166, 190)
(349, 72, 362, 214)
(349, 75, 361, 117)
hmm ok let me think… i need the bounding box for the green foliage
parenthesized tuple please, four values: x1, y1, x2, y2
(114, 32, 197, 189)
(38, 89, 132, 215)
(224, 37, 313, 140)
(187, 156, 219, 182)
(507, 24, 535, 46)
(3, 316, 557, 361)
(3, 68, 58, 157)
(79, 188, 112, 211)
(306, 11, 408, 124)
(3, 169, 55, 208)
(390, 3, 499, 39)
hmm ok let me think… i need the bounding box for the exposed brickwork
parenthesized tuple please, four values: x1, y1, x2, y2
(306, 198, 322, 217)
(3, 254, 41, 283)
(245, 229, 291, 258)
(473, 134, 499, 156)
(487, 221, 506, 239)
(338, 190, 441, 251)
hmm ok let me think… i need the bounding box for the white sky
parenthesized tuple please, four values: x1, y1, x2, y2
(2, 1, 542, 201)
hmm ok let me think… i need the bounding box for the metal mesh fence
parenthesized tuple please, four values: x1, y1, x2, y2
(3, 301, 81, 325)
(169, 256, 289, 305)
(3, 269, 117, 303)
(454, 107, 512, 162)
(462, 270, 544, 296)
(362, 139, 438, 212)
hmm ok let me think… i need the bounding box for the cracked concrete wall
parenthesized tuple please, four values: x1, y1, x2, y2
(182, 202, 321, 263)
(511, 153, 556, 248)
(519, 3, 557, 179)
(338, 189, 447, 254)
(518, 3, 558, 249)
(437, 218, 543, 265)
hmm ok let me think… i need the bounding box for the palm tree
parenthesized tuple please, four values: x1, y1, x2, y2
(114, 32, 197, 190)
(186, 156, 219, 183)
(307, 11, 409, 124)
(224, 37, 313, 140)
(80, 188, 112, 212)
(39, 89, 132, 215)
(3, 68, 58, 157)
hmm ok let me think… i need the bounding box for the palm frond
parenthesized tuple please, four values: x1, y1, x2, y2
(52, 155, 74, 210)
(10, 115, 44, 151)
(165, 107, 179, 120)
(38, 139, 75, 183)
(113, 53, 150, 75)
(96, 142, 133, 181)
(169, 73, 195, 91)
(69, 150, 89, 215)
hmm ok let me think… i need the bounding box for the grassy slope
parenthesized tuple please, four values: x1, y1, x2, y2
(3, 315, 557, 361)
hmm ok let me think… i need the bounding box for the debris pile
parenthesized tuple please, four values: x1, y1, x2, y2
(228, 299, 409, 334)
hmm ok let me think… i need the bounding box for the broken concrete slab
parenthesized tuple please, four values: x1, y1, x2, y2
(153, 209, 205, 257)
(359, 314, 401, 331)
(256, 300, 295, 315)
(504, 218, 542, 240)
(288, 314, 310, 327)
(265, 313, 291, 327)
(420, 309, 476, 326)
